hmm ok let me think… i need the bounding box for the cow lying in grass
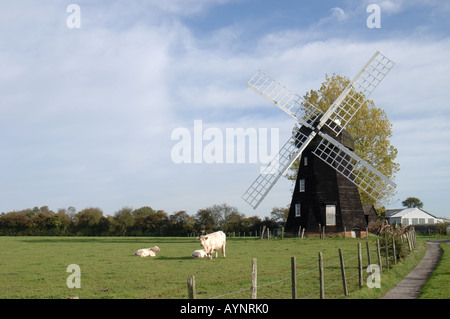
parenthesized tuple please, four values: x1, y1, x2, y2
(134, 246, 160, 257)
(191, 249, 209, 258)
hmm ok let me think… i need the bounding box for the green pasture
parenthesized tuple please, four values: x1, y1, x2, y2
(419, 241, 450, 299)
(0, 235, 429, 299)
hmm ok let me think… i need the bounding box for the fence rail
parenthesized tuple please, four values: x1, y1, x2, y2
(144, 229, 417, 299)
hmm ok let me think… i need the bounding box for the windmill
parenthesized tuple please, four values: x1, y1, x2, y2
(242, 51, 396, 236)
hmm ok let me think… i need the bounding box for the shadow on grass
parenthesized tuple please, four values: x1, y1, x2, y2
(156, 256, 195, 261)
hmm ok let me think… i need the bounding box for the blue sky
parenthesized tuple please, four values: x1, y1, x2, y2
(1, 0, 449, 219)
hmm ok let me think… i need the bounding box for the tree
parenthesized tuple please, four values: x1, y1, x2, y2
(114, 207, 135, 236)
(195, 209, 218, 233)
(222, 211, 246, 233)
(207, 203, 236, 229)
(31, 211, 54, 234)
(270, 207, 289, 227)
(167, 211, 195, 236)
(402, 197, 424, 209)
(132, 206, 156, 217)
(242, 215, 262, 235)
(67, 206, 77, 221)
(288, 74, 399, 205)
(261, 216, 278, 230)
(196, 203, 240, 232)
(131, 208, 168, 236)
(75, 207, 104, 235)
(51, 210, 73, 235)
(0, 212, 31, 235)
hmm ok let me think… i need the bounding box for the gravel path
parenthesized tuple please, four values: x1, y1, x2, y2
(381, 239, 449, 299)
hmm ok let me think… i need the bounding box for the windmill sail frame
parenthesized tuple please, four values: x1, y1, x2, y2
(242, 51, 396, 209)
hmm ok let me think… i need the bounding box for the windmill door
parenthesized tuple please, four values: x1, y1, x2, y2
(326, 205, 336, 226)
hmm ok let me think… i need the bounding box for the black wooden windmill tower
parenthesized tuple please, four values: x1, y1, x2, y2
(242, 51, 396, 236)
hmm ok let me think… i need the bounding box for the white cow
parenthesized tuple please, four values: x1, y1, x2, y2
(196, 231, 226, 259)
(191, 249, 209, 258)
(134, 246, 160, 257)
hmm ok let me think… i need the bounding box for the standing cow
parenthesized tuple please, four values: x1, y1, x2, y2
(196, 231, 226, 259)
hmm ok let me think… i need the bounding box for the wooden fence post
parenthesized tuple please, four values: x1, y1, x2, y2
(385, 236, 390, 270)
(187, 275, 196, 299)
(376, 239, 382, 274)
(291, 257, 297, 299)
(392, 236, 397, 265)
(358, 243, 363, 289)
(407, 231, 412, 252)
(260, 226, 266, 240)
(338, 248, 348, 297)
(251, 258, 257, 299)
(301, 228, 305, 240)
(366, 241, 371, 266)
(319, 252, 324, 299)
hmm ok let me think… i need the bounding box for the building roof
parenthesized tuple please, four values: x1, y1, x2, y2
(385, 208, 438, 219)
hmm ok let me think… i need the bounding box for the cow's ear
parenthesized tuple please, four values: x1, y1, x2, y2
(204, 236, 208, 240)
(196, 237, 200, 240)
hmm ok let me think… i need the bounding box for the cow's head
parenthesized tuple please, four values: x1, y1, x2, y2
(196, 235, 208, 247)
(151, 246, 160, 253)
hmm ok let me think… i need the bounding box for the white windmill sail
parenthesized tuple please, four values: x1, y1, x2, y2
(242, 129, 311, 209)
(242, 51, 396, 209)
(313, 132, 396, 202)
(319, 51, 395, 136)
(247, 70, 323, 129)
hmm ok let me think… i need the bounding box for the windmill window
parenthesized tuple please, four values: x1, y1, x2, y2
(299, 179, 305, 192)
(295, 204, 301, 217)
(304, 157, 308, 166)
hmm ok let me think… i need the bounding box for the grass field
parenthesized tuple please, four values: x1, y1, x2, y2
(419, 241, 450, 299)
(0, 235, 430, 299)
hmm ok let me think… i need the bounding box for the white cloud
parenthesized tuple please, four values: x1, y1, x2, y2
(316, 7, 349, 27)
(147, 0, 237, 16)
(330, 7, 348, 21)
(379, 0, 404, 14)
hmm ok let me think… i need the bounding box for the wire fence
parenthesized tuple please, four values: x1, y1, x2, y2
(143, 229, 417, 299)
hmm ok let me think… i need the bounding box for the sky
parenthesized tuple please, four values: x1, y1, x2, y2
(1, 0, 449, 219)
